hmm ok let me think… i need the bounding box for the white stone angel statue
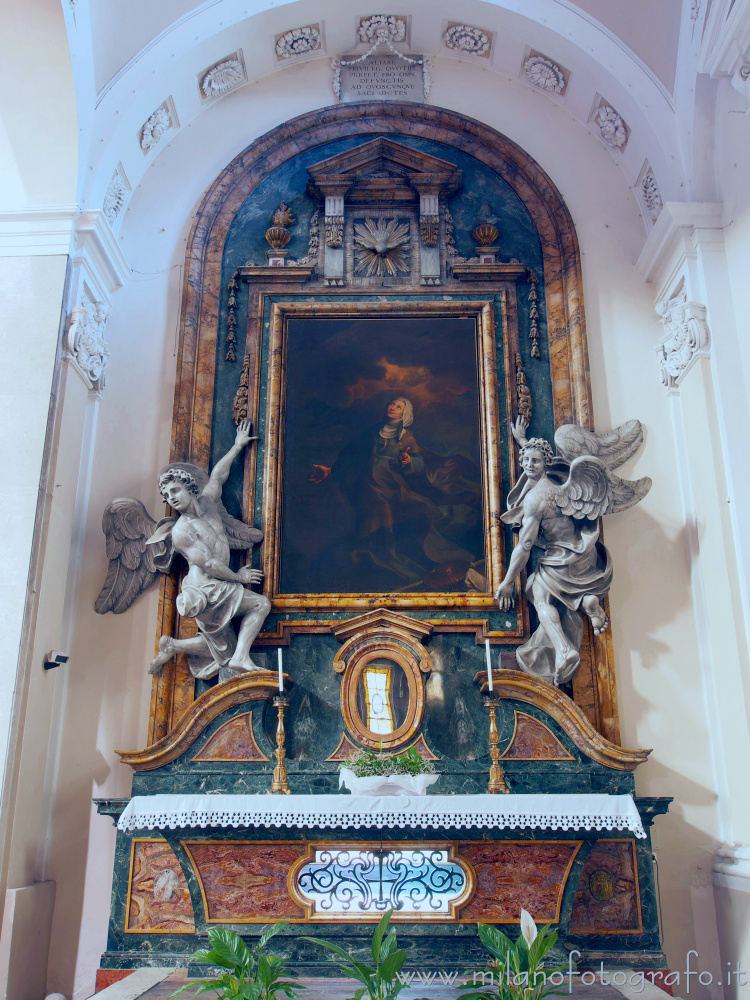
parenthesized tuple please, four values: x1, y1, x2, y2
(495, 415, 651, 686)
(95, 419, 271, 680)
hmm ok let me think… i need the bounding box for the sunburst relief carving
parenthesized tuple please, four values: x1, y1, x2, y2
(353, 219, 410, 277)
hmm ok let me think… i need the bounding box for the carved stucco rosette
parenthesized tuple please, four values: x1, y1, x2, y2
(524, 55, 565, 93)
(358, 15, 407, 46)
(201, 57, 246, 99)
(443, 23, 491, 56)
(103, 172, 127, 225)
(140, 104, 174, 152)
(275, 25, 321, 60)
(656, 290, 710, 391)
(593, 103, 628, 149)
(640, 170, 663, 223)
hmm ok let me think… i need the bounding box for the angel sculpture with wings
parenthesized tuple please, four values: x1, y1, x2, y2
(495, 415, 651, 686)
(95, 420, 271, 680)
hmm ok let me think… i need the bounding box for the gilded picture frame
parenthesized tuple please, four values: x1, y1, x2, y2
(260, 298, 511, 612)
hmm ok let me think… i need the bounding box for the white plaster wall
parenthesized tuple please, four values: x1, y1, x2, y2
(0, 0, 79, 989)
(39, 55, 733, 997)
(0, 255, 66, 812)
(0, 0, 77, 210)
(45, 254, 182, 997)
(705, 74, 750, 1000)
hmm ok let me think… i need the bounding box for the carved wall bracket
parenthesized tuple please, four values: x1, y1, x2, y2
(656, 288, 711, 392)
(65, 298, 111, 390)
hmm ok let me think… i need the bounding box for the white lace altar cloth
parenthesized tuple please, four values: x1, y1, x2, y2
(117, 793, 645, 837)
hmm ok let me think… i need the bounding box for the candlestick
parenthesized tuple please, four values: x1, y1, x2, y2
(485, 638, 493, 692)
(277, 647, 283, 692)
(270, 695, 290, 794)
(484, 695, 508, 794)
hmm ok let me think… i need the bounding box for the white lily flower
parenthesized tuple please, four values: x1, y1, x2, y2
(520, 908, 538, 946)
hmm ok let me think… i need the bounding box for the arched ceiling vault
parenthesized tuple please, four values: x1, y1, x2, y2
(63, 0, 708, 241)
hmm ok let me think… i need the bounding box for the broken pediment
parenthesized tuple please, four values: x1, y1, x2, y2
(307, 137, 462, 204)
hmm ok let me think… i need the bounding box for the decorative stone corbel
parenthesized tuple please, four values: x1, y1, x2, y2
(655, 289, 711, 392)
(65, 299, 111, 391)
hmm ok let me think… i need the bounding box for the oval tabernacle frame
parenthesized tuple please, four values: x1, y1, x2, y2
(342, 641, 424, 751)
(332, 610, 433, 751)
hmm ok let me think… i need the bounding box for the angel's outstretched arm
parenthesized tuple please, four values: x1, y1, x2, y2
(511, 414, 530, 448)
(204, 419, 257, 501)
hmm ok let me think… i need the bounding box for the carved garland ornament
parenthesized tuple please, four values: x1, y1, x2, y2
(288, 210, 320, 266)
(420, 216, 439, 247)
(656, 289, 710, 391)
(333, 17, 431, 100)
(201, 58, 245, 99)
(524, 55, 565, 93)
(66, 299, 111, 388)
(515, 353, 533, 421)
(444, 208, 478, 265)
(325, 216, 344, 249)
(443, 23, 491, 56)
(225, 271, 239, 362)
(140, 106, 173, 152)
(527, 269, 541, 358)
(276, 25, 322, 60)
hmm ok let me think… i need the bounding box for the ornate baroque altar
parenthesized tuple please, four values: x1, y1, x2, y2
(95, 103, 670, 980)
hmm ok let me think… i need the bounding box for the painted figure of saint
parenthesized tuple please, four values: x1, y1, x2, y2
(310, 396, 482, 590)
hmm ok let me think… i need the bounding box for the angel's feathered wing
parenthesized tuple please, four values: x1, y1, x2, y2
(554, 419, 645, 469)
(95, 498, 173, 614)
(551, 457, 612, 519)
(217, 500, 263, 549)
(551, 456, 652, 520)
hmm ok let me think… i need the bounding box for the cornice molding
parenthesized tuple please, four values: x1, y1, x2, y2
(635, 202, 724, 301)
(72, 210, 131, 292)
(0, 205, 77, 256)
(698, 0, 750, 80)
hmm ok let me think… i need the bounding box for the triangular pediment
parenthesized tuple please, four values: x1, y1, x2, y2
(331, 608, 434, 643)
(307, 137, 462, 202)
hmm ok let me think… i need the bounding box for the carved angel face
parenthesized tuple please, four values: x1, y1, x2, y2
(162, 481, 194, 511)
(159, 467, 200, 510)
(521, 448, 546, 480)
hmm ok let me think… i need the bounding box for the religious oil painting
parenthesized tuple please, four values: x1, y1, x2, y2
(263, 307, 505, 609)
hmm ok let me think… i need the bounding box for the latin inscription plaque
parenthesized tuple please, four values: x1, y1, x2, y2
(336, 54, 426, 103)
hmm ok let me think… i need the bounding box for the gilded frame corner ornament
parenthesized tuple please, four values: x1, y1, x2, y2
(260, 298, 506, 613)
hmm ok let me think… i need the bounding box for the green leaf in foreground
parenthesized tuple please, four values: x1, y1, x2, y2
(169, 924, 304, 1000)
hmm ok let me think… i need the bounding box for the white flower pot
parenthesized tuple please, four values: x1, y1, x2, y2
(339, 768, 439, 796)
